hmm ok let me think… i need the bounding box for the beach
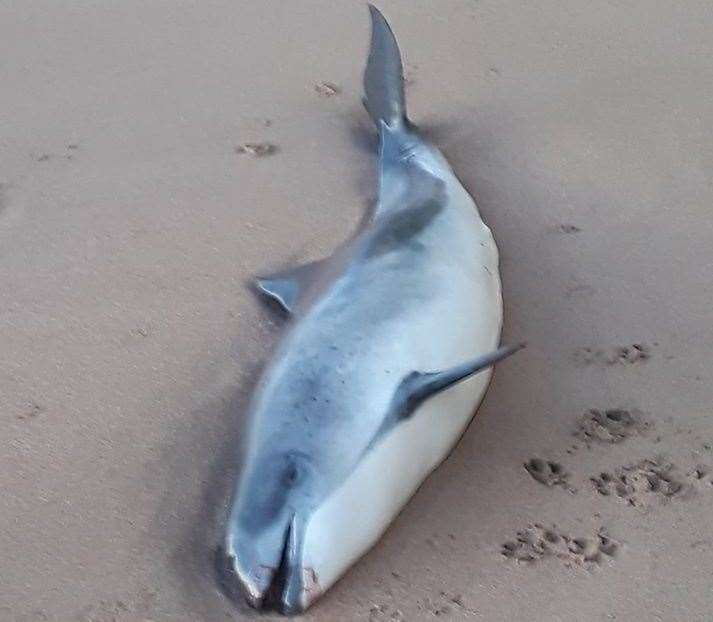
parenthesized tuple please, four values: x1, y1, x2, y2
(2, 1, 713, 620)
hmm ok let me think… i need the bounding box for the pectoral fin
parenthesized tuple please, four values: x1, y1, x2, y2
(364, 343, 524, 453)
(398, 343, 526, 414)
(254, 259, 325, 313)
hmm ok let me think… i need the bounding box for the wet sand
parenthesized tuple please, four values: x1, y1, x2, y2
(2, 1, 713, 620)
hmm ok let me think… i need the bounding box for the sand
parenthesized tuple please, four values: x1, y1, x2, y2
(2, 1, 713, 620)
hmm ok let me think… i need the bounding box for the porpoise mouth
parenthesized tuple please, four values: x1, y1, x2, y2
(215, 515, 320, 615)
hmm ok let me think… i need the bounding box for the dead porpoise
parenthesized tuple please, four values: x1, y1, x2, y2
(217, 5, 522, 614)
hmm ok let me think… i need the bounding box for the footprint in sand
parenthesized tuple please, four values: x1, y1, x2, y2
(15, 400, 44, 421)
(235, 142, 279, 158)
(314, 81, 341, 97)
(418, 592, 478, 618)
(34, 144, 80, 163)
(501, 524, 618, 567)
(555, 223, 582, 234)
(574, 408, 650, 446)
(592, 458, 712, 507)
(574, 343, 652, 367)
(686, 464, 713, 489)
(524, 458, 575, 492)
(369, 603, 403, 621)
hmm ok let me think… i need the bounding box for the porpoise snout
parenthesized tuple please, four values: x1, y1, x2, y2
(214, 543, 274, 610)
(217, 509, 319, 615)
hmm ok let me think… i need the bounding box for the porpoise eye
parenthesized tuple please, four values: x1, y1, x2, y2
(283, 463, 300, 485)
(281, 453, 307, 486)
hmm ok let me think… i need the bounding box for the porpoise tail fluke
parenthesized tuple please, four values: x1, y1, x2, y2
(364, 5, 408, 130)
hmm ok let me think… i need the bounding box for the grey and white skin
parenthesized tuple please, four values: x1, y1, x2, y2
(217, 5, 522, 615)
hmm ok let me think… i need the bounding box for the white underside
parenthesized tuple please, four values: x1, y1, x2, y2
(302, 369, 493, 599)
(299, 178, 503, 605)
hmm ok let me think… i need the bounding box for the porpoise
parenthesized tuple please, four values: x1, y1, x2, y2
(217, 5, 522, 614)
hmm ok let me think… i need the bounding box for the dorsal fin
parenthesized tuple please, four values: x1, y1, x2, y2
(364, 5, 408, 129)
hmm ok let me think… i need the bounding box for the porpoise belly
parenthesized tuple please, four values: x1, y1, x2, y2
(300, 186, 503, 602)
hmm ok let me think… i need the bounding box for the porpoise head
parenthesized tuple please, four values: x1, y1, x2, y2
(216, 449, 322, 614)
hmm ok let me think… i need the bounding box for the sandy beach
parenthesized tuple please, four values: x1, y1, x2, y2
(3, 1, 713, 620)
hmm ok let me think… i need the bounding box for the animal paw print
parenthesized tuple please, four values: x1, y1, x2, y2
(591, 458, 685, 506)
(420, 592, 476, 618)
(524, 458, 574, 492)
(686, 465, 713, 489)
(574, 408, 649, 445)
(439, 592, 478, 616)
(369, 604, 403, 621)
(556, 223, 582, 234)
(235, 142, 278, 157)
(501, 524, 564, 563)
(567, 532, 619, 563)
(501, 524, 617, 567)
(574, 344, 652, 367)
(314, 81, 341, 97)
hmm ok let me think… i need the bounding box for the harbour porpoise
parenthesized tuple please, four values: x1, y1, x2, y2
(217, 5, 523, 614)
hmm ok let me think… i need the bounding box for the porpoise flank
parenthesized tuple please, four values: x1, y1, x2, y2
(217, 5, 522, 615)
